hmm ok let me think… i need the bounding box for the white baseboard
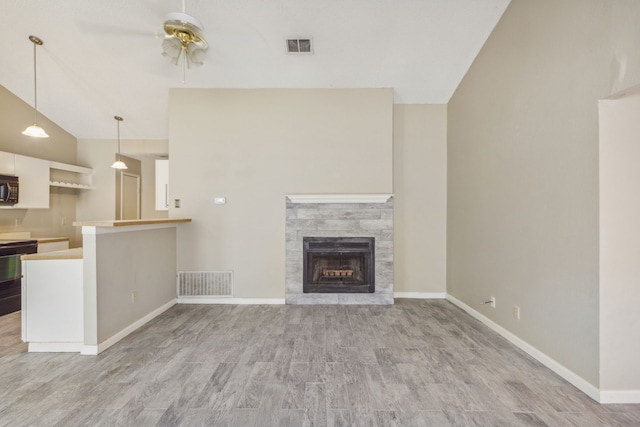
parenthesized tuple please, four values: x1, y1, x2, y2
(81, 299, 177, 356)
(29, 342, 83, 353)
(80, 345, 98, 356)
(178, 297, 286, 305)
(445, 293, 601, 403)
(394, 292, 446, 299)
(599, 390, 640, 404)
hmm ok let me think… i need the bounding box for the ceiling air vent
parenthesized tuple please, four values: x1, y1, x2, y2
(286, 38, 313, 54)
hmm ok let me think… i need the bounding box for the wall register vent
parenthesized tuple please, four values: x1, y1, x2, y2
(177, 271, 233, 297)
(286, 38, 313, 54)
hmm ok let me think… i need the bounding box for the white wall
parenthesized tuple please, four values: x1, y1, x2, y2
(393, 105, 447, 295)
(599, 86, 640, 397)
(169, 88, 393, 299)
(448, 0, 640, 388)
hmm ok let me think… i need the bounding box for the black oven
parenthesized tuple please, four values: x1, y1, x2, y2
(0, 175, 19, 205)
(0, 240, 37, 316)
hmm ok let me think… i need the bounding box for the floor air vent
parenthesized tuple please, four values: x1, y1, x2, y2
(177, 271, 233, 297)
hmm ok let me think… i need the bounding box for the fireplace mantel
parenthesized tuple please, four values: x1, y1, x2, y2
(286, 194, 392, 204)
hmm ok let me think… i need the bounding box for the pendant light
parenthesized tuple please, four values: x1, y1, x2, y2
(111, 116, 128, 170)
(22, 35, 49, 138)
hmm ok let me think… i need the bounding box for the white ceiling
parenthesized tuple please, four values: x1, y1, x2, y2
(1, 0, 509, 140)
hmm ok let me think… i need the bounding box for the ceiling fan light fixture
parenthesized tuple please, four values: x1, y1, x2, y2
(161, 9, 208, 72)
(111, 115, 128, 170)
(163, 12, 205, 41)
(23, 35, 49, 139)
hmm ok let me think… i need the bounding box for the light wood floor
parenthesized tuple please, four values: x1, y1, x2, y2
(1, 300, 639, 426)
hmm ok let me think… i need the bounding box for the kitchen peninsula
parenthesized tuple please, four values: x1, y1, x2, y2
(21, 218, 191, 355)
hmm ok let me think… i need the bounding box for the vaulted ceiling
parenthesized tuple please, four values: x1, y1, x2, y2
(1, 0, 510, 140)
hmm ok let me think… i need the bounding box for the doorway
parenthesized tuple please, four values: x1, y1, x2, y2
(119, 172, 140, 220)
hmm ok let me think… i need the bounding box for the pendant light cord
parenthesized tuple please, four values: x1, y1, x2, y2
(22, 35, 48, 138)
(117, 117, 122, 160)
(111, 116, 127, 169)
(32, 38, 39, 124)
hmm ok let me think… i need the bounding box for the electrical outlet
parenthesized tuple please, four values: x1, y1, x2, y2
(513, 305, 520, 320)
(482, 296, 496, 308)
(131, 291, 137, 304)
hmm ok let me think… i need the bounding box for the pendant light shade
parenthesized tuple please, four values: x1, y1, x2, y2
(111, 160, 128, 170)
(22, 35, 49, 138)
(111, 116, 128, 170)
(22, 124, 49, 138)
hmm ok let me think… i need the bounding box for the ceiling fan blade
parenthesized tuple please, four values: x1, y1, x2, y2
(76, 20, 160, 38)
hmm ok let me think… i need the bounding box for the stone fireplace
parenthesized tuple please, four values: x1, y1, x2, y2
(285, 194, 393, 304)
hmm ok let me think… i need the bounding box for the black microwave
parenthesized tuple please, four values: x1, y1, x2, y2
(0, 175, 19, 205)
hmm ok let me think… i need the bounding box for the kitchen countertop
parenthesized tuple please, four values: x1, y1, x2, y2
(0, 232, 69, 243)
(22, 247, 83, 260)
(73, 218, 191, 227)
(35, 237, 70, 243)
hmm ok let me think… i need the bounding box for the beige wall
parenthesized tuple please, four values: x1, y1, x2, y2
(0, 85, 81, 246)
(81, 226, 177, 346)
(448, 0, 640, 388)
(169, 88, 393, 299)
(393, 105, 447, 294)
(77, 139, 117, 223)
(114, 154, 141, 220)
(599, 87, 640, 394)
(77, 140, 168, 229)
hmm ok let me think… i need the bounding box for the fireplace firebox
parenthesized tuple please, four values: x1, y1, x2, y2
(303, 237, 375, 293)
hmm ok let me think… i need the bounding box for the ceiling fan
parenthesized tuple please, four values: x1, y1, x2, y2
(161, 1, 208, 70)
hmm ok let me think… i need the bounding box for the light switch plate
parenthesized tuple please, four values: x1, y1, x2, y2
(214, 197, 226, 205)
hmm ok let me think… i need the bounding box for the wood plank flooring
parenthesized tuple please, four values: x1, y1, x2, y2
(1, 299, 639, 426)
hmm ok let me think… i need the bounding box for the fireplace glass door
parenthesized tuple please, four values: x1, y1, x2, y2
(303, 237, 374, 293)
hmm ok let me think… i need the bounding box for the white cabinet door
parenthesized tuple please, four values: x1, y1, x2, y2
(14, 155, 49, 209)
(22, 259, 84, 346)
(155, 159, 169, 211)
(0, 151, 15, 175)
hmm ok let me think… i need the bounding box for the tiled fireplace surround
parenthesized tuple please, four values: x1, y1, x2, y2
(285, 195, 394, 304)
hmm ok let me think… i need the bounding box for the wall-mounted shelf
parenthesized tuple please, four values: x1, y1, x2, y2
(49, 182, 93, 190)
(49, 161, 93, 190)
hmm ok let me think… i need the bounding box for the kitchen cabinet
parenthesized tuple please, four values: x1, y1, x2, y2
(0, 151, 14, 175)
(0, 151, 93, 209)
(14, 155, 49, 209)
(155, 159, 169, 211)
(21, 248, 84, 352)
